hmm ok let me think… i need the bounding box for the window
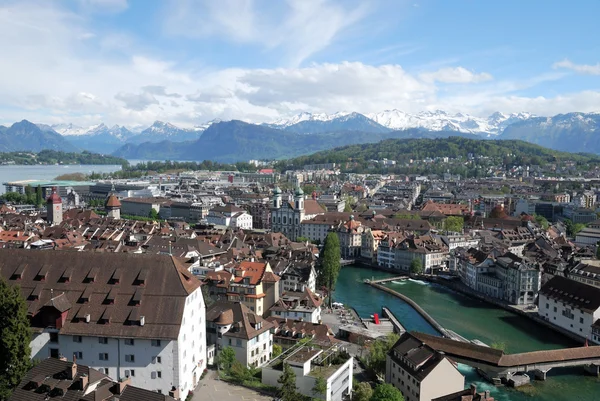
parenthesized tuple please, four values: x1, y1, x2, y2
(50, 348, 59, 358)
(580, 317, 584, 324)
(125, 338, 135, 346)
(125, 369, 135, 377)
(73, 335, 82, 343)
(157, 371, 162, 378)
(99, 337, 108, 344)
(99, 353, 108, 361)
(151, 339, 162, 347)
(153, 356, 162, 364)
(125, 354, 135, 362)
(236, 339, 242, 347)
(74, 351, 83, 359)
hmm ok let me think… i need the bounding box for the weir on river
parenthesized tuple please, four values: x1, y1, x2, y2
(334, 266, 600, 401)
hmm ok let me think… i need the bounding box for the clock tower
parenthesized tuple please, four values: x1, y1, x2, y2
(46, 186, 63, 226)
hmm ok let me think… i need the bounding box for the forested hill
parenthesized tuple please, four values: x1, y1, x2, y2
(276, 137, 600, 172)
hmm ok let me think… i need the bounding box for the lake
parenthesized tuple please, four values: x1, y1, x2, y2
(0, 164, 122, 194)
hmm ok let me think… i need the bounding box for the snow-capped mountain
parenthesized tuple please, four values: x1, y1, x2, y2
(274, 112, 391, 134)
(126, 121, 203, 144)
(268, 111, 353, 128)
(366, 110, 534, 135)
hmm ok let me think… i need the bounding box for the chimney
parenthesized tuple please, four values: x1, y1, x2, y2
(59, 355, 68, 362)
(85, 314, 91, 323)
(117, 376, 131, 394)
(470, 384, 477, 395)
(79, 374, 88, 391)
(68, 356, 77, 380)
(140, 315, 145, 326)
(484, 390, 490, 399)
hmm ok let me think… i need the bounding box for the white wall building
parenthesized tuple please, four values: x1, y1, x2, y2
(538, 276, 600, 343)
(0, 250, 206, 400)
(206, 204, 253, 229)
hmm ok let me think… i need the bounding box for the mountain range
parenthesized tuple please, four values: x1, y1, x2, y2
(1, 109, 599, 161)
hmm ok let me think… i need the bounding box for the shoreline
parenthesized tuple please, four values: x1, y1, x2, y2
(351, 261, 585, 345)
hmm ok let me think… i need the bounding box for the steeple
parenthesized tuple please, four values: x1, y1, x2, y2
(46, 187, 63, 225)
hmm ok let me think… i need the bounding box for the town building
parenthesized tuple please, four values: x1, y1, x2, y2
(271, 187, 325, 241)
(386, 332, 464, 401)
(568, 261, 600, 288)
(262, 344, 353, 401)
(269, 288, 323, 323)
(394, 235, 449, 273)
(206, 204, 253, 229)
(105, 193, 121, 219)
(204, 260, 280, 316)
(120, 197, 168, 218)
(266, 317, 338, 350)
(279, 263, 317, 295)
(0, 250, 206, 399)
(206, 301, 274, 368)
(335, 215, 365, 259)
(538, 276, 600, 343)
(46, 187, 63, 226)
(9, 357, 177, 401)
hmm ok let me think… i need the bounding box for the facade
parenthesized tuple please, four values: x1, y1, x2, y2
(9, 357, 177, 401)
(266, 317, 338, 350)
(280, 263, 317, 294)
(569, 262, 600, 288)
(206, 301, 274, 367)
(121, 197, 168, 218)
(335, 215, 365, 259)
(0, 250, 206, 399)
(46, 187, 63, 226)
(360, 228, 385, 264)
(386, 332, 464, 401)
(394, 235, 449, 273)
(538, 276, 600, 342)
(271, 187, 325, 241)
(269, 288, 323, 323)
(262, 345, 353, 401)
(204, 261, 280, 316)
(206, 204, 253, 229)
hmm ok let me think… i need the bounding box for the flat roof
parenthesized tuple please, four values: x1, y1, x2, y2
(3, 180, 96, 187)
(286, 348, 322, 365)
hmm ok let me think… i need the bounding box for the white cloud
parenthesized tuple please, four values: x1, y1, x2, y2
(79, 0, 129, 13)
(420, 67, 493, 84)
(553, 59, 600, 75)
(163, 0, 368, 66)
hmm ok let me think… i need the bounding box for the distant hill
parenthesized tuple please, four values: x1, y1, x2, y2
(501, 112, 600, 153)
(280, 112, 391, 134)
(277, 136, 600, 171)
(0, 120, 78, 152)
(126, 121, 202, 144)
(112, 120, 477, 162)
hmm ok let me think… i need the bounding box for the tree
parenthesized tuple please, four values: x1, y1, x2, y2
(533, 214, 549, 230)
(0, 277, 32, 399)
(277, 363, 298, 401)
(370, 383, 404, 401)
(410, 258, 423, 275)
(272, 344, 282, 358)
(393, 213, 420, 220)
(443, 216, 464, 233)
(353, 382, 373, 401)
(217, 346, 236, 374)
(366, 332, 399, 377)
(296, 236, 310, 243)
(343, 202, 353, 213)
(319, 232, 341, 307)
(490, 341, 507, 352)
(148, 208, 160, 220)
(35, 185, 43, 207)
(312, 376, 327, 398)
(230, 360, 251, 381)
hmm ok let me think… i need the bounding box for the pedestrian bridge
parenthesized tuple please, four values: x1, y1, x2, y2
(413, 332, 600, 380)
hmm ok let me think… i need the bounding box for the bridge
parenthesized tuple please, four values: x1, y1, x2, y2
(412, 332, 600, 381)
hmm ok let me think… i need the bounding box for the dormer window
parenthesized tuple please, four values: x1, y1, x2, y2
(85, 267, 98, 283)
(131, 288, 143, 306)
(110, 268, 122, 285)
(104, 288, 116, 305)
(35, 265, 50, 281)
(59, 267, 73, 283)
(79, 287, 93, 304)
(135, 270, 147, 286)
(11, 264, 27, 280)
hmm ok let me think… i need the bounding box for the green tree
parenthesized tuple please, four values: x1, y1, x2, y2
(443, 216, 464, 233)
(393, 213, 420, 220)
(343, 202, 353, 213)
(490, 341, 507, 352)
(217, 346, 236, 374)
(410, 258, 423, 275)
(319, 232, 341, 307)
(296, 236, 310, 243)
(370, 383, 404, 401)
(573, 223, 585, 236)
(312, 376, 327, 398)
(533, 214, 549, 230)
(0, 277, 32, 399)
(24, 186, 35, 205)
(230, 360, 251, 381)
(35, 185, 43, 207)
(277, 363, 298, 401)
(353, 382, 373, 401)
(366, 332, 399, 377)
(148, 208, 160, 220)
(272, 344, 282, 358)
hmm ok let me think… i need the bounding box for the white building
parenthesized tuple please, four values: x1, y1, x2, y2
(262, 345, 353, 401)
(279, 264, 317, 295)
(206, 204, 253, 229)
(0, 250, 206, 400)
(538, 276, 600, 343)
(269, 288, 323, 324)
(386, 332, 464, 401)
(206, 301, 274, 367)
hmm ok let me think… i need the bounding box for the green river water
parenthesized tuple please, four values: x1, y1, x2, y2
(334, 266, 600, 401)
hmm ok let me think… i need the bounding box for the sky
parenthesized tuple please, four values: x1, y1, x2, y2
(0, 0, 599, 128)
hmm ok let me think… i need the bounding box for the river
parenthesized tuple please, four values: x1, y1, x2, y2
(335, 266, 600, 401)
(0, 164, 122, 194)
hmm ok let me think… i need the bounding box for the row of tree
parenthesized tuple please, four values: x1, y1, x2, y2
(0, 185, 43, 207)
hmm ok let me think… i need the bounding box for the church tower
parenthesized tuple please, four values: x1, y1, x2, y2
(46, 186, 63, 226)
(105, 193, 121, 219)
(294, 187, 304, 210)
(272, 186, 282, 209)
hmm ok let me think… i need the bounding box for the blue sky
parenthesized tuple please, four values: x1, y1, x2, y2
(0, 0, 599, 128)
